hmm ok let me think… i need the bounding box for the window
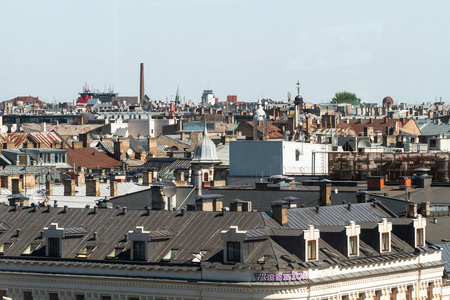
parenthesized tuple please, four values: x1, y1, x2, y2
(417, 228, 424, 247)
(430, 139, 437, 148)
(106, 247, 125, 260)
(133, 241, 146, 261)
(101, 297, 111, 300)
(22, 243, 40, 255)
(227, 241, 240, 263)
(307, 240, 317, 260)
(76, 246, 97, 258)
(204, 173, 209, 182)
(0, 242, 13, 255)
(48, 237, 61, 257)
(76, 295, 85, 300)
(24, 291, 33, 300)
(381, 232, 390, 252)
(49, 293, 58, 300)
(349, 236, 358, 256)
(162, 249, 178, 262)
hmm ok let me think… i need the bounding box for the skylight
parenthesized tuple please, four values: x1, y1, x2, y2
(106, 247, 125, 260)
(22, 244, 40, 255)
(0, 243, 13, 255)
(76, 246, 97, 258)
(162, 249, 178, 262)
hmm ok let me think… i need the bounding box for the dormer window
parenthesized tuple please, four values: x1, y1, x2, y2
(381, 233, 390, 252)
(349, 236, 358, 256)
(413, 214, 426, 248)
(378, 218, 392, 253)
(303, 225, 320, 262)
(416, 228, 424, 247)
(128, 226, 150, 261)
(227, 242, 241, 262)
(345, 221, 361, 257)
(43, 223, 64, 258)
(221, 226, 247, 264)
(307, 240, 317, 260)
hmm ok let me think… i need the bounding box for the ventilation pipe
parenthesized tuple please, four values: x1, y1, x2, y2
(195, 170, 202, 197)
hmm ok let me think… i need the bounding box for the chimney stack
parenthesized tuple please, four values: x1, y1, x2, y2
(46, 180, 54, 196)
(110, 180, 118, 197)
(271, 201, 289, 225)
(319, 181, 332, 206)
(64, 179, 76, 196)
(86, 178, 100, 197)
(140, 63, 144, 103)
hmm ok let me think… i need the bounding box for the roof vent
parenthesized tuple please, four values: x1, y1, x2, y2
(181, 207, 185, 216)
(145, 206, 150, 216)
(85, 205, 90, 209)
(53, 200, 58, 208)
(122, 207, 127, 215)
(31, 203, 36, 212)
(315, 206, 320, 214)
(347, 203, 352, 211)
(63, 205, 68, 213)
(93, 206, 98, 214)
(93, 232, 98, 241)
(16, 229, 20, 238)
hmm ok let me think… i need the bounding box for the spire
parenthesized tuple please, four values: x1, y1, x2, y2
(175, 86, 181, 105)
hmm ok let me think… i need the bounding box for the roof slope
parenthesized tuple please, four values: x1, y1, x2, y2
(66, 147, 121, 168)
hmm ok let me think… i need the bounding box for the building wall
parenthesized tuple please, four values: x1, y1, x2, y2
(230, 141, 283, 177)
(230, 141, 329, 177)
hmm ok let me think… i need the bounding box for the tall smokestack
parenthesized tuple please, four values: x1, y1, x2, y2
(140, 63, 144, 103)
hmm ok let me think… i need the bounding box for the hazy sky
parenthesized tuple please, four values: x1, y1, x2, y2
(1, 0, 450, 104)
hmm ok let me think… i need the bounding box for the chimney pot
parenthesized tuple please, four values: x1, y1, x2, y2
(93, 232, 98, 241)
(16, 229, 20, 237)
(348, 203, 352, 211)
(315, 206, 320, 213)
(181, 207, 186, 216)
(122, 207, 127, 215)
(124, 233, 129, 242)
(63, 205, 68, 213)
(93, 206, 98, 214)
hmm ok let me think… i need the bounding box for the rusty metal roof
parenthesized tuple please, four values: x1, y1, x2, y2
(66, 147, 121, 168)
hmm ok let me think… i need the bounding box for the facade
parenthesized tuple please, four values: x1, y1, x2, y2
(229, 140, 330, 177)
(0, 202, 444, 299)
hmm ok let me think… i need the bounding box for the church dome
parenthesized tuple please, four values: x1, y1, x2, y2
(191, 128, 221, 165)
(294, 95, 303, 106)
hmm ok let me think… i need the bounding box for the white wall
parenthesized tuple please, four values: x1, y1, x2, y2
(282, 142, 330, 175)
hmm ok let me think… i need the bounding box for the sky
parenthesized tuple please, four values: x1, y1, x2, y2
(1, 0, 450, 105)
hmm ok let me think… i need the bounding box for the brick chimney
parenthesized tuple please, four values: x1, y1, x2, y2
(79, 133, 90, 148)
(86, 178, 100, 196)
(110, 180, 118, 197)
(148, 137, 158, 156)
(319, 181, 332, 206)
(64, 179, 76, 196)
(271, 201, 288, 226)
(421, 202, 430, 217)
(11, 178, 23, 194)
(143, 170, 152, 186)
(196, 196, 223, 212)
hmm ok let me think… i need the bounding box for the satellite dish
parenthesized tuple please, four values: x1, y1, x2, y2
(126, 149, 133, 156)
(0, 125, 8, 134)
(162, 182, 177, 197)
(11, 124, 17, 132)
(33, 190, 46, 202)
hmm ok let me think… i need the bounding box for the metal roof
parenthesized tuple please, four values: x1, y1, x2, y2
(286, 203, 395, 229)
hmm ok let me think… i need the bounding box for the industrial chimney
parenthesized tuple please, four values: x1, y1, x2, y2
(140, 63, 144, 103)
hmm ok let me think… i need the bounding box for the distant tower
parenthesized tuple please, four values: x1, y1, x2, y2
(140, 63, 145, 104)
(175, 87, 181, 106)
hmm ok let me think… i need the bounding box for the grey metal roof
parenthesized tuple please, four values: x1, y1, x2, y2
(286, 203, 395, 229)
(114, 127, 128, 137)
(437, 243, 450, 275)
(416, 121, 450, 136)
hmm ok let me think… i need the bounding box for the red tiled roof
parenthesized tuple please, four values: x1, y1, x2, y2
(66, 147, 121, 168)
(244, 121, 285, 139)
(337, 118, 404, 135)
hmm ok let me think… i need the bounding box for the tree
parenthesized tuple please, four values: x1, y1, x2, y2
(331, 91, 361, 106)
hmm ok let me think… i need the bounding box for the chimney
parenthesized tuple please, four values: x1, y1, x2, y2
(408, 203, 418, 218)
(143, 170, 152, 186)
(64, 179, 76, 196)
(421, 202, 430, 217)
(271, 201, 288, 226)
(11, 178, 23, 194)
(367, 176, 384, 191)
(148, 137, 158, 156)
(86, 178, 100, 196)
(75, 170, 85, 186)
(319, 181, 332, 206)
(46, 180, 54, 196)
(79, 133, 90, 148)
(356, 191, 369, 203)
(110, 180, 118, 197)
(140, 63, 144, 103)
(196, 196, 223, 212)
